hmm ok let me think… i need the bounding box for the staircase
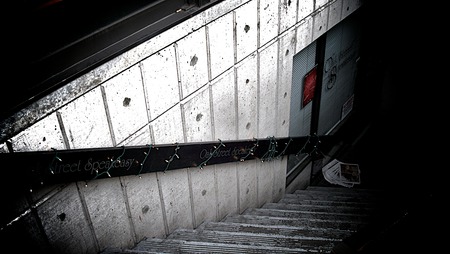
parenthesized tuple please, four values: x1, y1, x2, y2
(103, 186, 387, 253)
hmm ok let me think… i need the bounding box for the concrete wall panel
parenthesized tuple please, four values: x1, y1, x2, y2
(102, 65, 148, 145)
(188, 167, 217, 228)
(215, 163, 239, 220)
(236, 53, 258, 139)
(295, 16, 313, 53)
(38, 183, 98, 254)
(118, 127, 152, 147)
(131, 24, 190, 68)
(123, 173, 165, 240)
(207, 12, 235, 79)
(277, 28, 297, 137)
(258, 41, 279, 138)
(182, 86, 212, 142)
(202, 0, 247, 24)
(235, 0, 258, 62)
(151, 105, 184, 145)
(177, 27, 209, 99)
(141, 45, 180, 120)
(211, 69, 237, 140)
(14, 44, 139, 136)
(342, 0, 362, 19)
(298, 0, 314, 21)
(157, 169, 193, 233)
(133, 6, 205, 61)
(328, 0, 343, 29)
(257, 160, 274, 207)
(312, 6, 329, 42)
(11, 112, 65, 152)
(58, 87, 113, 149)
(81, 178, 134, 250)
(237, 160, 257, 213)
(272, 158, 287, 201)
(259, 0, 279, 47)
(279, 0, 298, 34)
(315, 0, 329, 10)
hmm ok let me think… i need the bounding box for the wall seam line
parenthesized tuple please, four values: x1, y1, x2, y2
(155, 172, 170, 236)
(56, 111, 70, 150)
(187, 168, 196, 228)
(76, 182, 101, 253)
(214, 165, 220, 221)
(119, 177, 138, 244)
(139, 62, 155, 144)
(100, 86, 117, 147)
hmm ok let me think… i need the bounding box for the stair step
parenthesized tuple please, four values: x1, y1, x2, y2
(166, 228, 336, 252)
(295, 188, 385, 200)
(293, 187, 383, 197)
(261, 202, 376, 215)
(133, 237, 322, 253)
(222, 214, 365, 231)
(284, 192, 382, 203)
(305, 186, 385, 194)
(198, 221, 353, 240)
(243, 208, 371, 223)
(100, 247, 159, 254)
(278, 196, 379, 208)
(106, 251, 158, 254)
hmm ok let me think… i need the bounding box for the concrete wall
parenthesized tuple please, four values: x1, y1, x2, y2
(1, 0, 362, 253)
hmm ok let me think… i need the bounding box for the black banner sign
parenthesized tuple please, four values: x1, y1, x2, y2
(1, 135, 333, 189)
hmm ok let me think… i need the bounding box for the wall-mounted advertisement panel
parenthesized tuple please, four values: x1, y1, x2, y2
(302, 65, 318, 108)
(318, 13, 361, 135)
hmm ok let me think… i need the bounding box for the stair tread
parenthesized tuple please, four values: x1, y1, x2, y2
(166, 228, 336, 252)
(101, 248, 160, 254)
(243, 207, 372, 223)
(198, 221, 353, 239)
(284, 193, 383, 203)
(278, 197, 379, 207)
(261, 202, 377, 215)
(134, 237, 325, 253)
(222, 214, 365, 231)
(294, 188, 385, 199)
(305, 186, 385, 193)
(290, 190, 380, 196)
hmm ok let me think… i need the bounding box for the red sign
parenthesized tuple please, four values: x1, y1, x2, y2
(302, 65, 317, 108)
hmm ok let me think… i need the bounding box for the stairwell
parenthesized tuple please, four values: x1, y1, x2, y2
(102, 185, 388, 253)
